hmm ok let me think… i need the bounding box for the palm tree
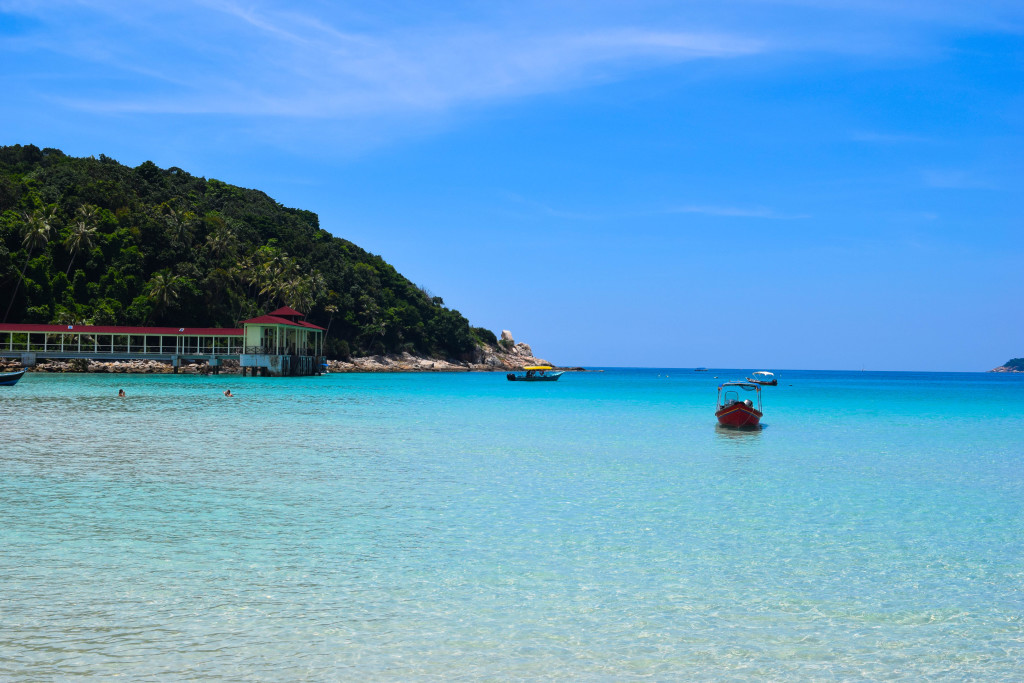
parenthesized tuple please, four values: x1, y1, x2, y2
(206, 228, 238, 261)
(203, 266, 242, 321)
(64, 213, 98, 276)
(258, 253, 300, 307)
(323, 304, 338, 336)
(283, 276, 314, 313)
(160, 202, 195, 248)
(242, 248, 275, 306)
(308, 272, 327, 307)
(77, 204, 99, 224)
(144, 270, 182, 323)
(4, 206, 58, 322)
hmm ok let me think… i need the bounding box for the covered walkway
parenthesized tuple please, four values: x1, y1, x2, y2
(2, 306, 325, 376)
(0, 323, 243, 371)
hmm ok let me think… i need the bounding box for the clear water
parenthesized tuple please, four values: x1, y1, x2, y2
(2, 369, 1022, 680)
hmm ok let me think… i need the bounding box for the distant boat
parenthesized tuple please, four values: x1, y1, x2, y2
(0, 369, 26, 386)
(716, 381, 763, 428)
(746, 371, 778, 386)
(507, 366, 564, 382)
(694, 367, 708, 372)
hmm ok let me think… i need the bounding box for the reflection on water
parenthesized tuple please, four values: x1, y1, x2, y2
(714, 423, 765, 442)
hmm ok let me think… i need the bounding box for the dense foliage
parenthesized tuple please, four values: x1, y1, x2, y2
(1002, 358, 1024, 370)
(0, 145, 496, 359)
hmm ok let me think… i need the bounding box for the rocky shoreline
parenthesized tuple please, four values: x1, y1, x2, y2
(0, 332, 583, 375)
(989, 358, 1023, 373)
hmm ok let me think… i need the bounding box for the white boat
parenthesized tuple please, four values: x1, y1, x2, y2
(745, 371, 777, 386)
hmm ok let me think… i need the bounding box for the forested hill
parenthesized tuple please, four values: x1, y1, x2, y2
(991, 358, 1024, 372)
(0, 144, 497, 359)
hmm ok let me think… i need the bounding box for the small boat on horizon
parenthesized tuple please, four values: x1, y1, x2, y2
(0, 369, 26, 386)
(746, 371, 778, 386)
(694, 367, 708, 372)
(715, 381, 763, 428)
(507, 365, 564, 382)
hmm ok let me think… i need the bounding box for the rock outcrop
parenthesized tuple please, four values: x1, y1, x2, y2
(5, 331, 573, 375)
(322, 329, 561, 373)
(990, 358, 1024, 373)
(325, 338, 555, 373)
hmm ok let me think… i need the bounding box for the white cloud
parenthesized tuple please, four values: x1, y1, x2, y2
(922, 169, 996, 190)
(741, 0, 1024, 31)
(851, 131, 934, 144)
(12, 1, 764, 118)
(500, 193, 603, 221)
(669, 205, 810, 219)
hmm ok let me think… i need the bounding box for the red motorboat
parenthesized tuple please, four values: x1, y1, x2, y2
(715, 381, 763, 428)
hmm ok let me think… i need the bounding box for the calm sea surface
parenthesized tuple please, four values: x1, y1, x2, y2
(2, 369, 1022, 680)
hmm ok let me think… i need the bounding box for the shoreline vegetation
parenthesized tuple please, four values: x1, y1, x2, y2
(0, 145, 534, 365)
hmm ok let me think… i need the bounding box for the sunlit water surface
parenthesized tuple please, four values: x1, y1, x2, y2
(2, 369, 1022, 680)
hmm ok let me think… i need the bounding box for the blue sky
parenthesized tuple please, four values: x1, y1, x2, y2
(2, 0, 1021, 370)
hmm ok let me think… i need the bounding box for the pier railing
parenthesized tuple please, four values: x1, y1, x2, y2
(1, 331, 244, 357)
(244, 345, 317, 356)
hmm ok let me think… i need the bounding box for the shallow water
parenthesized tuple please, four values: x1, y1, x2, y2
(2, 369, 1023, 680)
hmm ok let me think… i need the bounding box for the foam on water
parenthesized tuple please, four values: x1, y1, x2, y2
(2, 369, 1022, 679)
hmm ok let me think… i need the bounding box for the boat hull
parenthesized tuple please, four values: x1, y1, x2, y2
(507, 372, 563, 382)
(0, 369, 26, 386)
(715, 403, 762, 427)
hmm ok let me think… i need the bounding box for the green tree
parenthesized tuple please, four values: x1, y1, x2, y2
(206, 226, 238, 261)
(160, 201, 196, 249)
(0, 147, 491, 359)
(4, 205, 57, 322)
(323, 303, 339, 336)
(144, 269, 183, 322)
(64, 205, 99, 276)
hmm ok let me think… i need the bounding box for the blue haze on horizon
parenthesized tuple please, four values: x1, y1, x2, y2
(1, 1, 1021, 371)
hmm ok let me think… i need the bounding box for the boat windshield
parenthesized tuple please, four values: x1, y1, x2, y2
(718, 382, 762, 410)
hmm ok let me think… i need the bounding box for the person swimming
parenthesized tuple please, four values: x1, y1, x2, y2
(224, 389, 234, 397)
(118, 389, 125, 397)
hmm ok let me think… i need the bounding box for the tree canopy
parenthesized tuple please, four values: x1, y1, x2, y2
(0, 144, 494, 359)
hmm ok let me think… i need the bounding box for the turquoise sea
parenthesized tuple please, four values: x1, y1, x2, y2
(2, 369, 1022, 680)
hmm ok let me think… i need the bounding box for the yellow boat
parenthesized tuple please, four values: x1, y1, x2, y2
(506, 365, 564, 382)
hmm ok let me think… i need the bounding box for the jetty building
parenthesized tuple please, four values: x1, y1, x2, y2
(0, 306, 324, 377)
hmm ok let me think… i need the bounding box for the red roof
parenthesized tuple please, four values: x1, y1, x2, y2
(267, 306, 304, 319)
(0, 323, 242, 335)
(240, 315, 325, 331)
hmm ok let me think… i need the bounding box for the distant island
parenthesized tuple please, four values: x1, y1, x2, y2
(0, 144, 556, 369)
(990, 358, 1024, 373)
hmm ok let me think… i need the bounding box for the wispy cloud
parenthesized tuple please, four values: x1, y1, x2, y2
(6, 0, 1023, 156)
(851, 130, 934, 144)
(742, 0, 1024, 32)
(500, 192, 605, 221)
(500, 195, 812, 222)
(922, 169, 996, 190)
(669, 205, 810, 219)
(9, 1, 765, 118)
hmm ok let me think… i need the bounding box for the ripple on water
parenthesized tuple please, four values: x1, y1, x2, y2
(1, 370, 1023, 679)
